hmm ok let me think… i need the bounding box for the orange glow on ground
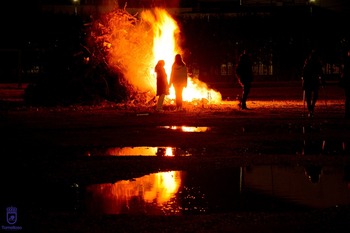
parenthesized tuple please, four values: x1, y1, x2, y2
(104, 146, 175, 156)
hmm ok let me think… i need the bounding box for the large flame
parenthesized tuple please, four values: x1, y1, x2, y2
(103, 7, 222, 103)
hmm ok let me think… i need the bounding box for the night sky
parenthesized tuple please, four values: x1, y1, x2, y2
(1, 0, 349, 45)
(3, 0, 350, 13)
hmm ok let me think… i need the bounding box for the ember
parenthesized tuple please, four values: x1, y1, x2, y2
(90, 6, 222, 105)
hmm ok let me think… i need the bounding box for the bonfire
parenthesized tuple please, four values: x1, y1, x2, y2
(87, 6, 222, 108)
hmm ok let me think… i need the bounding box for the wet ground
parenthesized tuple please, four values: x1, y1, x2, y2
(1, 81, 350, 232)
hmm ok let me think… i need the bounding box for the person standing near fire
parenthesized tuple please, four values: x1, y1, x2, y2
(301, 49, 324, 117)
(236, 50, 253, 110)
(154, 60, 169, 112)
(170, 54, 188, 111)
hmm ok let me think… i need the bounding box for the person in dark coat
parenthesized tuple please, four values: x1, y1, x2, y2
(154, 60, 169, 111)
(236, 50, 253, 110)
(170, 54, 188, 111)
(340, 49, 350, 118)
(302, 49, 324, 117)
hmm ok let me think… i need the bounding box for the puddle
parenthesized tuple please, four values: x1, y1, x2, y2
(83, 165, 350, 215)
(86, 139, 348, 157)
(82, 165, 350, 215)
(86, 146, 202, 157)
(6, 165, 350, 216)
(244, 165, 350, 209)
(84, 126, 212, 157)
(301, 139, 347, 155)
(250, 139, 348, 155)
(17, 165, 348, 216)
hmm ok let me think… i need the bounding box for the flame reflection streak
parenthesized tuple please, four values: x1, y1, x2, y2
(158, 126, 211, 132)
(86, 171, 182, 215)
(105, 146, 158, 156)
(88, 146, 194, 157)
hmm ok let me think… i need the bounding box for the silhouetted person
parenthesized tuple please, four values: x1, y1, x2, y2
(170, 54, 188, 111)
(154, 60, 169, 112)
(302, 50, 324, 117)
(340, 49, 350, 118)
(304, 164, 322, 184)
(236, 50, 253, 110)
(343, 165, 350, 184)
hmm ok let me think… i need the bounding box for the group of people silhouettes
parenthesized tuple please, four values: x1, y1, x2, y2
(155, 49, 350, 118)
(154, 54, 187, 112)
(235, 48, 350, 118)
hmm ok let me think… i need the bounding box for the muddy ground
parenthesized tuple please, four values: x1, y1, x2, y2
(1, 82, 350, 232)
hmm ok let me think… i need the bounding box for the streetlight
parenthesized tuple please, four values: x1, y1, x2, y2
(309, 0, 315, 15)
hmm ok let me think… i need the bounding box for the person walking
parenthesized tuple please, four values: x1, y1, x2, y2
(169, 54, 188, 111)
(154, 60, 169, 112)
(301, 49, 324, 117)
(236, 50, 253, 110)
(340, 49, 350, 118)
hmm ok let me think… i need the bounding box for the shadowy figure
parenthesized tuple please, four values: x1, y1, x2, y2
(304, 164, 322, 184)
(236, 50, 253, 110)
(156, 147, 167, 156)
(343, 165, 350, 186)
(340, 49, 350, 118)
(170, 54, 188, 111)
(154, 60, 169, 111)
(302, 49, 324, 117)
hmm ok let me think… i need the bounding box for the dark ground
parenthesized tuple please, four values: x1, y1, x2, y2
(1, 81, 350, 233)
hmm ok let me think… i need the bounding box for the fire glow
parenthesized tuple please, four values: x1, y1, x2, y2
(100, 7, 222, 104)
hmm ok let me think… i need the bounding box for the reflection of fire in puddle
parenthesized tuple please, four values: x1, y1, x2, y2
(157, 126, 211, 132)
(24, 165, 350, 215)
(158, 125, 211, 132)
(86, 146, 195, 157)
(85, 171, 185, 215)
(83, 165, 350, 215)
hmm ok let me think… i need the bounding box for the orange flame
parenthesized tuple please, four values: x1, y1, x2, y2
(144, 8, 222, 103)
